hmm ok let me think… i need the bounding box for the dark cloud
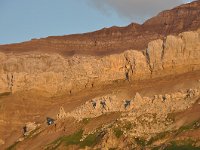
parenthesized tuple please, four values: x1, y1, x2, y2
(87, 0, 189, 23)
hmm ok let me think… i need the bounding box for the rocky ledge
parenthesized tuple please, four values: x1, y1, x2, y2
(0, 29, 200, 96)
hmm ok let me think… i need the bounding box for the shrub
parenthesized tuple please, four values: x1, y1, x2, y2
(113, 128, 123, 138)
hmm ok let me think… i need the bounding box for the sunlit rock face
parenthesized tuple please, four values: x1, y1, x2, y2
(147, 29, 200, 77)
(0, 29, 200, 96)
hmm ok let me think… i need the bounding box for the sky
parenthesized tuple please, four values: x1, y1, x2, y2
(0, 0, 194, 44)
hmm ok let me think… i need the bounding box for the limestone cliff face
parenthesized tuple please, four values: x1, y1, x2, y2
(0, 29, 200, 96)
(148, 29, 200, 77)
(0, 51, 149, 96)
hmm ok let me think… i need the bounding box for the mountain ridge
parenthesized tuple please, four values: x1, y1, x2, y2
(1, 1, 200, 149)
(0, 0, 200, 56)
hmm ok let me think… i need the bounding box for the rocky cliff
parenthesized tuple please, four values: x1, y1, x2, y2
(0, 0, 200, 55)
(0, 29, 200, 96)
(1, 1, 200, 149)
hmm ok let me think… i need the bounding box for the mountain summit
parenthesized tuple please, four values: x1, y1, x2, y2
(0, 0, 200, 55)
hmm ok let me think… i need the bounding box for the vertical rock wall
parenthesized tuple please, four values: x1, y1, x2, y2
(0, 29, 200, 96)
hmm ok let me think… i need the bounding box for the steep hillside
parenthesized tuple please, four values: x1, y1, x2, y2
(1, 1, 200, 150)
(1, 28, 200, 149)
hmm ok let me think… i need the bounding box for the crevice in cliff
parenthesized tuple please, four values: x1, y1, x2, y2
(125, 72, 129, 81)
(124, 55, 133, 81)
(161, 38, 166, 60)
(144, 49, 153, 75)
(7, 73, 14, 93)
(145, 48, 150, 64)
(180, 34, 187, 55)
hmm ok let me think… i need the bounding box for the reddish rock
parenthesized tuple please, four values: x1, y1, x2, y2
(0, 1, 200, 56)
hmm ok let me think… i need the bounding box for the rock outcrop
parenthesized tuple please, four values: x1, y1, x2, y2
(67, 88, 199, 121)
(1, 1, 200, 149)
(0, 29, 200, 96)
(23, 122, 39, 136)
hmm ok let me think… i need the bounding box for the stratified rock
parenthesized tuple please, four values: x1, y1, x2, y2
(0, 29, 200, 96)
(0, 1, 200, 55)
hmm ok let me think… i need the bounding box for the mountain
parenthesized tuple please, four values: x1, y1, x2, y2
(0, 0, 200, 56)
(1, 1, 200, 150)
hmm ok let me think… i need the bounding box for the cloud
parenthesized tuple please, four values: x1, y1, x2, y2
(87, 0, 190, 23)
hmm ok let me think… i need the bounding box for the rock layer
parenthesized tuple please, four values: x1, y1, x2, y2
(0, 0, 200, 55)
(67, 89, 199, 121)
(0, 29, 200, 96)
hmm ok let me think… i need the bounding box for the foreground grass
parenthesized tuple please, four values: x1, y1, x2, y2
(113, 127, 123, 138)
(81, 118, 91, 125)
(147, 131, 170, 145)
(165, 143, 200, 150)
(46, 129, 104, 150)
(6, 127, 42, 150)
(176, 120, 200, 135)
(147, 119, 200, 146)
(153, 141, 200, 150)
(6, 141, 19, 150)
(134, 137, 146, 147)
(80, 131, 103, 148)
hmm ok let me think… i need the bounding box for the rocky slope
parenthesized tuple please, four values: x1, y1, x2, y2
(61, 89, 200, 150)
(6, 87, 200, 150)
(1, 1, 200, 150)
(0, 29, 200, 96)
(0, 0, 200, 55)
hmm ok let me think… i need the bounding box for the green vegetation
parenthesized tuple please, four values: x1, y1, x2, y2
(80, 132, 103, 148)
(148, 120, 200, 146)
(7, 128, 42, 150)
(81, 118, 91, 125)
(134, 137, 146, 147)
(147, 131, 169, 145)
(165, 144, 200, 150)
(166, 113, 175, 122)
(6, 127, 41, 150)
(152, 140, 200, 150)
(123, 122, 133, 130)
(176, 120, 200, 135)
(46, 130, 104, 150)
(6, 141, 19, 150)
(46, 130, 83, 150)
(149, 120, 200, 149)
(113, 127, 123, 138)
(60, 130, 83, 146)
(165, 141, 200, 150)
